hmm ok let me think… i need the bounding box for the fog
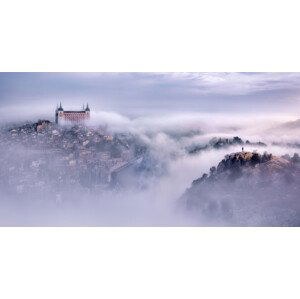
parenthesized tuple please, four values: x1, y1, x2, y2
(1, 107, 300, 226)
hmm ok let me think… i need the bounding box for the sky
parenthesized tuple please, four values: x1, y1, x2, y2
(1, 72, 300, 120)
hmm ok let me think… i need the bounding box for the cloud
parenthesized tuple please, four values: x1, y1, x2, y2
(161, 72, 300, 95)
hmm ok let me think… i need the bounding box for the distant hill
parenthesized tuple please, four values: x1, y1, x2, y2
(278, 118, 300, 130)
(187, 136, 266, 155)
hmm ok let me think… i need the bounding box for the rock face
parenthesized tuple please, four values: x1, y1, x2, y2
(182, 151, 300, 226)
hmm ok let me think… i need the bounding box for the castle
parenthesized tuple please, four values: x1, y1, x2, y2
(55, 103, 90, 124)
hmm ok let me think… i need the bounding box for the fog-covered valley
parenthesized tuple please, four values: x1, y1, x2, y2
(1, 110, 300, 226)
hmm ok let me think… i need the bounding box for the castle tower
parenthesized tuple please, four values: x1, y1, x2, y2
(85, 103, 90, 117)
(55, 102, 64, 124)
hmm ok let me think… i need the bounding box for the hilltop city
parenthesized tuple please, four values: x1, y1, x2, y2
(0, 104, 148, 201)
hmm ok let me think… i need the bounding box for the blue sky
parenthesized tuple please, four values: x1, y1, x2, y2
(0, 72, 300, 117)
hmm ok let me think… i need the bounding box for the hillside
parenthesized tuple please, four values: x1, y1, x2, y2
(181, 151, 300, 226)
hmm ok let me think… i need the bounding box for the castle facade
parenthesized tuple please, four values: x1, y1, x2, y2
(55, 103, 90, 124)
